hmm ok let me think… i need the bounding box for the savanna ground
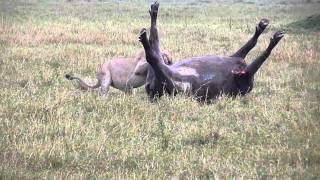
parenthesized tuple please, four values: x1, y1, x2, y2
(0, 0, 319, 179)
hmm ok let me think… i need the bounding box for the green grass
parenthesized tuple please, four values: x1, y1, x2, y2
(1, 0, 320, 179)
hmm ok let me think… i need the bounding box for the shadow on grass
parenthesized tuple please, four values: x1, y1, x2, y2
(286, 14, 320, 33)
(182, 131, 220, 147)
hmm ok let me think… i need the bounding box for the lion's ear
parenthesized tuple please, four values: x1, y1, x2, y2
(161, 50, 172, 65)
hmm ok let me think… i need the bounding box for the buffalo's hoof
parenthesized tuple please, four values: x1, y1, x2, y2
(149, 1, 159, 17)
(271, 30, 285, 45)
(139, 28, 148, 42)
(256, 19, 269, 33)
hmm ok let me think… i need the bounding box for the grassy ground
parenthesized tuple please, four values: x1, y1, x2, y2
(0, 0, 319, 179)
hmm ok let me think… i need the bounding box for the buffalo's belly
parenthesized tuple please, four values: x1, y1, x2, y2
(173, 55, 245, 78)
(172, 55, 245, 67)
(171, 55, 246, 97)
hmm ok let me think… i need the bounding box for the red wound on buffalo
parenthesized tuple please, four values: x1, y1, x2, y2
(232, 69, 248, 77)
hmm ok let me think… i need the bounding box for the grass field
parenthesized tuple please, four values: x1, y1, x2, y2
(0, 0, 319, 179)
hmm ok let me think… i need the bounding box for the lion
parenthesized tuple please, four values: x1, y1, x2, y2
(65, 50, 172, 94)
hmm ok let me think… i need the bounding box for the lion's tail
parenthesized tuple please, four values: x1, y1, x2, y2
(65, 74, 100, 90)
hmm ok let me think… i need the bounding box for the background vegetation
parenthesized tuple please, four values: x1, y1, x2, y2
(0, 0, 319, 178)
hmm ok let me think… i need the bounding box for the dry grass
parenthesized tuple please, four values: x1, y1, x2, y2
(0, 0, 319, 179)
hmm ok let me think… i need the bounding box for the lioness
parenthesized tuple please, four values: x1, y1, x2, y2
(65, 50, 172, 94)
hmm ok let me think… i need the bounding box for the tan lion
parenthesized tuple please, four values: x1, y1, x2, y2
(65, 50, 172, 94)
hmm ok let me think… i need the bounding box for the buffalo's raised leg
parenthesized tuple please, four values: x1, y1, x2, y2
(149, 1, 161, 54)
(144, 1, 163, 101)
(231, 19, 269, 59)
(246, 30, 285, 77)
(139, 29, 175, 89)
(141, 1, 177, 98)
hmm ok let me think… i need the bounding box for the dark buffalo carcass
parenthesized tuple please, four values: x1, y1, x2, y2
(142, 2, 285, 103)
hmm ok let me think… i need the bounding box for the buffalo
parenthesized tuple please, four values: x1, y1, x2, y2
(141, 2, 285, 102)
